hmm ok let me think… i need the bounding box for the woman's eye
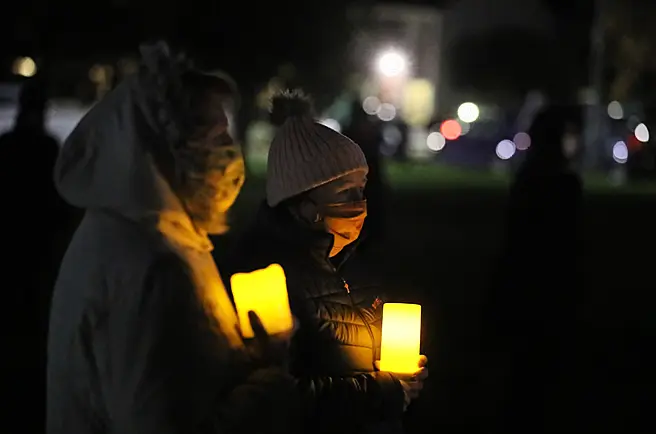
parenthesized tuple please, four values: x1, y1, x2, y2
(343, 188, 362, 201)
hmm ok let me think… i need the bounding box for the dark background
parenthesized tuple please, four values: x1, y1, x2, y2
(3, 1, 655, 433)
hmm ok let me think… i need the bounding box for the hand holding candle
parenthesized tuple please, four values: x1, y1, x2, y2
(376, 354, 429, 411)
(230, 264, 294, 338)
(244, 310, 297, 368)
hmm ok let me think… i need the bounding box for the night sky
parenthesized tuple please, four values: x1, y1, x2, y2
(4, 0, 376, 80)
(3, 2, 591, 68)
(1, 0, 596, 101)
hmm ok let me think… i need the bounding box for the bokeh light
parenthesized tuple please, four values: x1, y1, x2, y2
(457, 102, 480, 123)
(634, 123, 649, 143)
(607, 101, 624, 120)
(440, 119, 462, 140)
(377, 50, 407, 77)
(513, 132, 531, 150)
(612, 141, 628, 164)
(12, 57, 37, 77)
(496, 139, 516, 160)
(426, 132, 446, 152)
(377, 103, 397, 122)
(362, 96, 381, 115)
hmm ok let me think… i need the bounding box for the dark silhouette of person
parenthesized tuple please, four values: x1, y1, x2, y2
(343, 100, 388, 245)
(391, 119, 409, 163)
(483, 104, 584, 434)
(0, 76, 74, 434)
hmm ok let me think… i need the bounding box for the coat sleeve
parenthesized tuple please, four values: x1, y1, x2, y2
(106, 253, 301, 434)
(294, 371, 405, 433)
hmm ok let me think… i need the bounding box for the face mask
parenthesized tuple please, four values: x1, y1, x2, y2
(178, 143, 245, 234)
(321, 200, 367, 257)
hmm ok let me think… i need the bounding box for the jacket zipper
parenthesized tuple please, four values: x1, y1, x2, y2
(342, 277, 378, 368)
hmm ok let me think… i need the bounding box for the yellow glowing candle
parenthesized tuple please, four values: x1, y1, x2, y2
(230, 264, 293, 339)
(379, 303, 422, 374)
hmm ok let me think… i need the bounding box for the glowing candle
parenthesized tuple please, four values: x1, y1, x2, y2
(230, 264, 293, 339)
(379, 303, 422, 374)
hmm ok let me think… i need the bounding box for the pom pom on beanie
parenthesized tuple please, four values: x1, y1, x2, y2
(269, 89, 314, 126)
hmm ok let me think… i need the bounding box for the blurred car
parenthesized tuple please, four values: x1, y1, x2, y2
(427, 114, 513, 169)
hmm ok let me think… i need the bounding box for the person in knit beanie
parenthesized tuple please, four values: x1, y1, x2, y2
(227, 89, 428, 434)
(265, 89, 371, 257)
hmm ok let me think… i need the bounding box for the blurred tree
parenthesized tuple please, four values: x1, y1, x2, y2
(540, 0, 594, 100)
(603, 0, 656, 102)
(446, 27, 560, 100)
(287, 0, 356, 112)
(296, 0, 458, 112)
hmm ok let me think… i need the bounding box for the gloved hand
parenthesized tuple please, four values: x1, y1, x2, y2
(376, 355, 429, 410)
(243, 310, 299, 369)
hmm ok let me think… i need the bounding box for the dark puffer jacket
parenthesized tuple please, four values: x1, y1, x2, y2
(226, 203, 405, 434)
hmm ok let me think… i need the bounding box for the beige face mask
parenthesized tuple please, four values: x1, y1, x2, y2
(181, 144, 245, 234)
(321, 200, 368, 257)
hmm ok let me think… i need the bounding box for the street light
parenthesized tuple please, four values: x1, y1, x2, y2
(377, 50, 407, 77)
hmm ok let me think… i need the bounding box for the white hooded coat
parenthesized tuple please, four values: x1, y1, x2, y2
(47, 74, 299, 434)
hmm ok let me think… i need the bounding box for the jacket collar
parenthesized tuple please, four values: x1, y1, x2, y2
(255, 201, 364, 272)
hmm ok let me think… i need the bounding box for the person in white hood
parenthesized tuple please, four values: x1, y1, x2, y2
(47, 41, 299, 434)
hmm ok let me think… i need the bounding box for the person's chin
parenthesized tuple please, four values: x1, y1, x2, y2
(203, 213, 230, 235)
(207, 224, 230, 235)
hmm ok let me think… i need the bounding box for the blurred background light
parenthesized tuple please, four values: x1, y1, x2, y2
(376, 50, 407, 77)
(426, 131, 446, 152)
(607, 100, 624, 120)
(634, 123, 649, 142)
(612, 141, 628, 164)
(440, 119, 462, 140)
(513, 132, 531, 151)
(12, 57, 37, 77)
(496, 139, 516, 160)
(457, 102, 480, 123)
(377, 103, 397, 122)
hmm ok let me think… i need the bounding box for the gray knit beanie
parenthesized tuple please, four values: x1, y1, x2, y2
(266, 89, 368, 207)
